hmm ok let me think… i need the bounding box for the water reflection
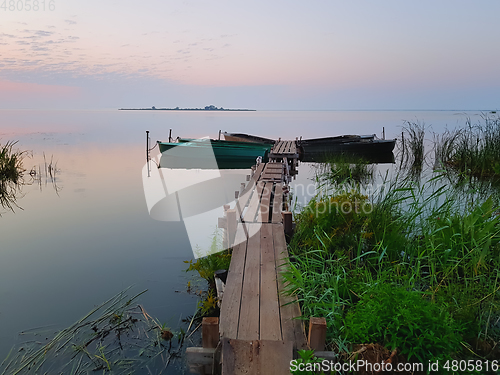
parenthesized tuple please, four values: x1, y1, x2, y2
(144, 153, 251, 258)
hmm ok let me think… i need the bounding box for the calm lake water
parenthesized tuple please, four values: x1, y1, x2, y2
(0, 109, 487, 371)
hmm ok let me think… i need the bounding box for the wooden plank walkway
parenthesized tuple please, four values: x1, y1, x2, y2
(269, 140, 299, 159)
(218, 161, 307, 375)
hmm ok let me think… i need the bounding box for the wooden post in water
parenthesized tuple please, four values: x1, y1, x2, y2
(146, 130, 150, 177)
(226, 209, 237, 247)
(169, 128, 172, 143)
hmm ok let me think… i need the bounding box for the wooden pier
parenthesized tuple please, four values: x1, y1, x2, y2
(187, 140, 323, 375)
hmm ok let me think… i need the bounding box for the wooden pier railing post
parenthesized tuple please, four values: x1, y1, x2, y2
(202, 317, 220, 349)
(226, 209, 237, 247)
(282, 211, 293, 238)
(308, 317, 327, 351)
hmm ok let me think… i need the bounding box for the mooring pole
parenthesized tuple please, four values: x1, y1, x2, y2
(169, 129, 172, 143)
(383, 127, 385, 140)
(146, 130, 150, 177)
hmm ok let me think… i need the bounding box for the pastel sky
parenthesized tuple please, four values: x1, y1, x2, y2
(1, 0, 499, 110)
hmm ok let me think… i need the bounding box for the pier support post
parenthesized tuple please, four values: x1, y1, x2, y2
(282, 211, 293, 238)
(308, 317, 327, 351)
(227, 209, 237, 247)
(202, 317, 220, 349)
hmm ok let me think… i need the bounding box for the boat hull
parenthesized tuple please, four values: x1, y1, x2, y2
(157, 140, 271, 169)
(299, 138, 396, 163)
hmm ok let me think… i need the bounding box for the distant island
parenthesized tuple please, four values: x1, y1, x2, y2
(119, 105, 255, 111)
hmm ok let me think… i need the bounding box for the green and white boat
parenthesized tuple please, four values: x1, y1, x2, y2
(157, 138, 272, 169)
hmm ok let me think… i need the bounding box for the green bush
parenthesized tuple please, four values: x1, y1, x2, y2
(344, 283, 462, 362)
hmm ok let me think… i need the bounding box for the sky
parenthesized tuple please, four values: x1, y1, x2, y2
(0, 0, 499, 110)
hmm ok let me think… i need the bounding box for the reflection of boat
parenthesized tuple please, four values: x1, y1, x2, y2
(298, 135, 396, 162)
(157, 139, 272, 169)
(222, 132, 275, 145)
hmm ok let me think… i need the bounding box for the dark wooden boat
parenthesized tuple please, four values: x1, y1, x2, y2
(298, 135, 396, 162)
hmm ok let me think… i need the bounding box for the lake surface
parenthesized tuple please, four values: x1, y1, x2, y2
(0, 109, 487, 372)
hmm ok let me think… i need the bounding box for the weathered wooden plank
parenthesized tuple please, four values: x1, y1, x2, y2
(262, 173, 282, 181)
(258, 182, 272, 223)
(259, 224, 282, 340)
(237, 224, 261, 340)
(272, 223, 308, 349)
(219, 225, 248, 339)
(221, 339, 293, 375)
(272, 183, 283, 223)
(265, 164, 283, 170)
(259, 340, 294, 375)
(243, 181, 265, 223)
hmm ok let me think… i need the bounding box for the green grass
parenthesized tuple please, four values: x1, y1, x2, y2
(284, 165, 500, 366)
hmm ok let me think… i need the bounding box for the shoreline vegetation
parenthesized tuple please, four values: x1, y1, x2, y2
(286, 114, 500, 373)
(119, 104, 255, 111)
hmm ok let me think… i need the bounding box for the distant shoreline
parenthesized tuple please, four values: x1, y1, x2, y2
(118, 107, 256, 111)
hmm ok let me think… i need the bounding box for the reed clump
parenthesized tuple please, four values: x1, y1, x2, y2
(398, 121, 427, 180)
(0, 141, 26, 212)
(436, 114, 500, 179)
(316, 155, 374, 185)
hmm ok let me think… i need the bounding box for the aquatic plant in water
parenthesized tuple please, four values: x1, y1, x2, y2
(0, 141, 26, 212)
(0, 288, 192, 375)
